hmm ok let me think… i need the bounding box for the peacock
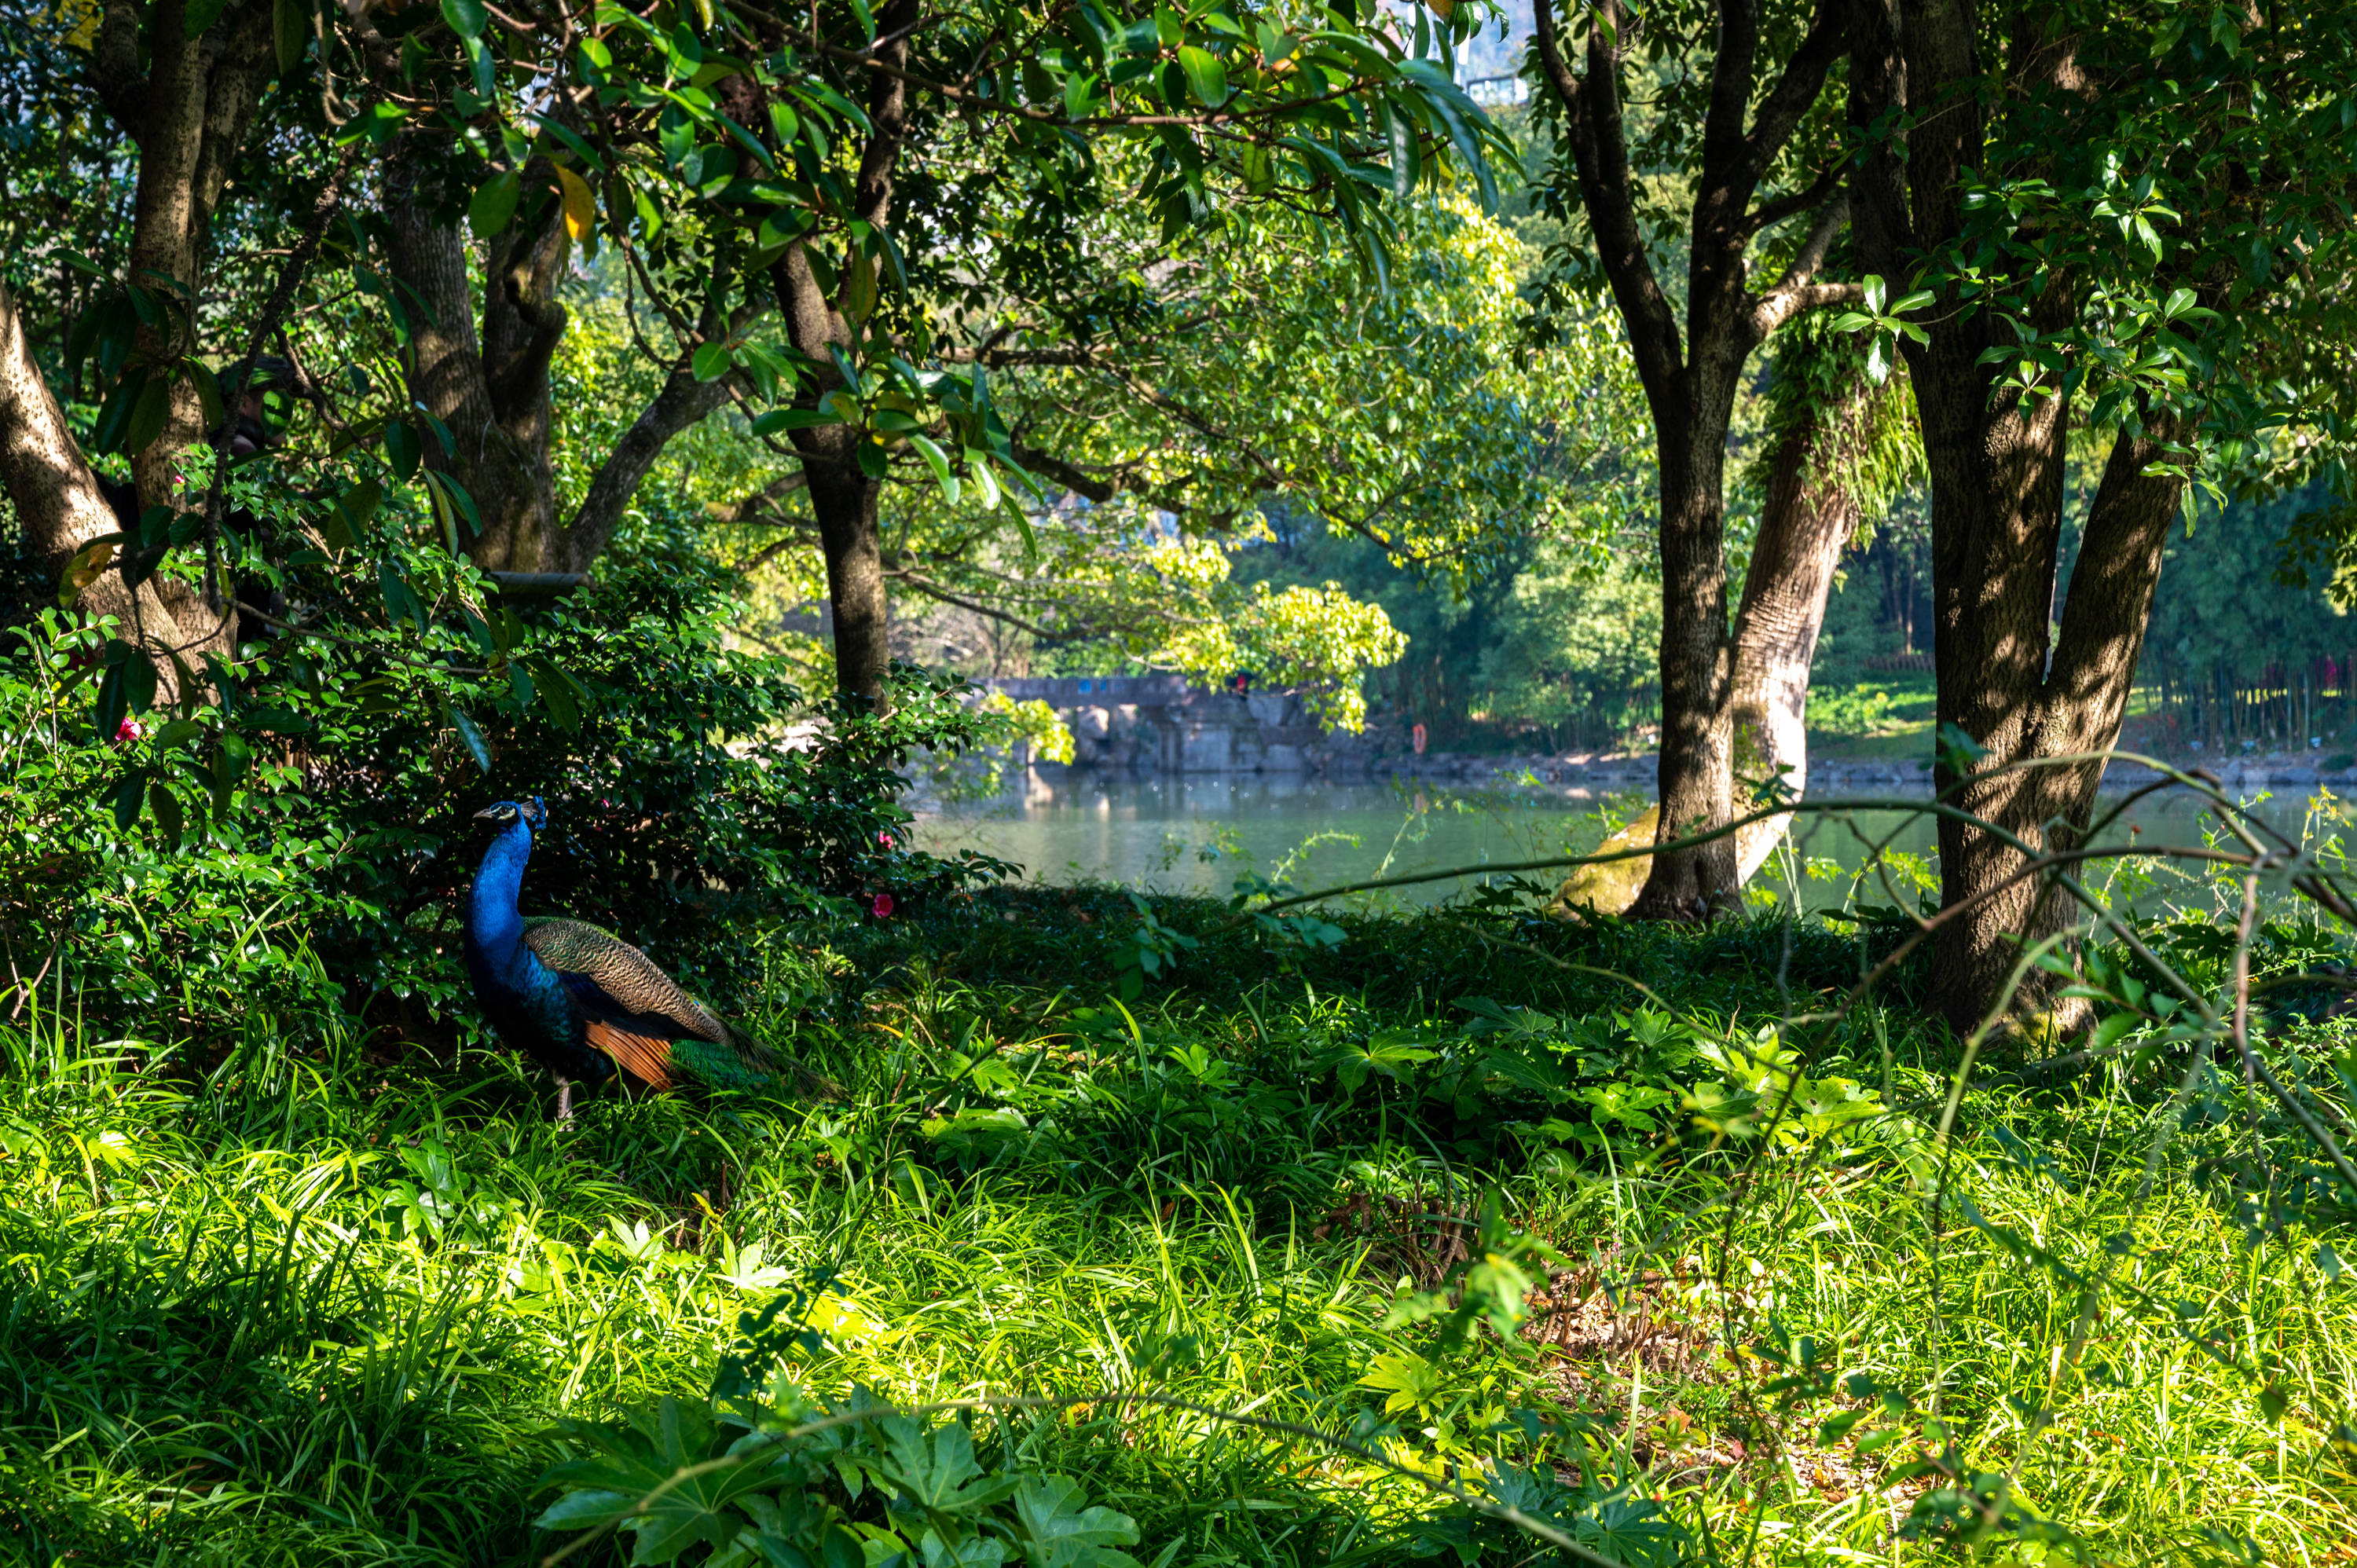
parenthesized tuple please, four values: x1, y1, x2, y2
(464, 797, 830, 1119)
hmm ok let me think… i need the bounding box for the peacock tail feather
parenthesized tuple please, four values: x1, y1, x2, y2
(516, 918, 834, 1095)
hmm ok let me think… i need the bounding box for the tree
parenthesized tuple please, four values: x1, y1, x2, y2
(1846, 0, 2357, 1030)
(834, 191, 1644, 723)
(1528, 0, 1859, 918)
(1550, 313, 1919, 915)
(0, 0, 306, 688)
(363, 0, 1508, 698)
(1726, 315, 1916, 866)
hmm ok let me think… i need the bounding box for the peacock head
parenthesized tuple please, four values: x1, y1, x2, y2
(475, 797, 547, 833)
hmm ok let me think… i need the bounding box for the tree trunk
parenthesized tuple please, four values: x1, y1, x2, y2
(1926, 418, 2187, 1033)
(1530, 0, 1857, 921)
(0, 279, 224, 691)
(1637, 422, 1742, 918)
(381, 148, 742, 577)
(111, 0, 273, 511)
(762, 0, 918, 705)
(1728, 372, 1868, 870)
(805, 458, 891, 703)
(1550, 370, 1865, 917)
(5, 0, 273, 683)
(383, 156, 563, 572)
(1850, 0, 2199, 1033)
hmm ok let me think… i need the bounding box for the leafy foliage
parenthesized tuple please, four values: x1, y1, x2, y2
(0, 522, 1014, 1041)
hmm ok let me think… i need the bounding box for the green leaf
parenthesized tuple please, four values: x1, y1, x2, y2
(183, 0, 230, 38)
(1358, 1349, 1446, 1415)
(907, 432, 959, 503)
(867, 1418, 1019, 1514)
(385, 421, 421, 482)
(440, 0, 486, 38)
(534, 1399, 782, 1563)
(191, 362, 225, 435)
(123, 373, 173, 456)
(692, 343, 735, 382)
(273, 0, 309, 75)
(95, 659, 129, 741)
(2091, 1011, 2140, 1053)
(321, 478, 381, 554)
(966, 452, 1000, 510)
(212, 734, 251, 819)
(112, 773, 146, 833)
(524, 656, 584, 730)
(423, 471, 460, 556)
(90, 372, 147, 456)
(468, 170, 522, 238)
(148, 782, 185, 850)
(750, 407, 845, 435)
(379, 560, 426, 634)
(121, 648, 158, 716)
(447, 704, 494, 773)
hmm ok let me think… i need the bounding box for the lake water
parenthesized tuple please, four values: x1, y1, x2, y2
(913, 773, 2342, 918)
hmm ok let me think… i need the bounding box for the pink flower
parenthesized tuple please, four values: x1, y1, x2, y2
(871, 892, 895, 918)
(877, 830, 895, 850)
(113, 716, 142, 745)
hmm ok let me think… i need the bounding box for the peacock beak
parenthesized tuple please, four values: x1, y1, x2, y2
(475, 805, 504, 820)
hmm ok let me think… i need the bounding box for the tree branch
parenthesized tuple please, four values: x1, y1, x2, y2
(885, 567, 1076, 641)
(91, 1, 149, 143)
(1741, 161, 1844, 240)
(704, 468, 812, 526)
(1532, 0, 1684, 397)
(561, 302, 767, 569)
(1736, 0, 1854, 196)
(1750, 193, 1858, 336)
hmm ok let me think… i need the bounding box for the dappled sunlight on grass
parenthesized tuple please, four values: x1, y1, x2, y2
(4, 889, 2355, 1563)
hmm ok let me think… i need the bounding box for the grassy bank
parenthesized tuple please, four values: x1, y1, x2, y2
(2, 890, 2352, 1565)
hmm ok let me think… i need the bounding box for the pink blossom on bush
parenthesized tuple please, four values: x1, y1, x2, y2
(871, 892, 894, 918)
(877, 830, 895, 850)
(113, 716, 142, 745)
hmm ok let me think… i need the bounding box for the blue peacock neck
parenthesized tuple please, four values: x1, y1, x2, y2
(467, 818, 533, 964)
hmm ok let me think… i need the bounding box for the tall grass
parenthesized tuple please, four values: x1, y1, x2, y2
(3, 886, 2354, 1564)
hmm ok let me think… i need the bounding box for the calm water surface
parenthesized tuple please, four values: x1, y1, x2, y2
(913, 773, 2338, 915)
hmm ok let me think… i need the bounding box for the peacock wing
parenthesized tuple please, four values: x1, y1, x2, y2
(519, 919, 831, 1096)
(522, 918, 726, 1038)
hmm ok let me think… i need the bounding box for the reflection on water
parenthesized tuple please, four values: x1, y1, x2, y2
(913, 775, 1633, 905)
(913, 772, 2343, 918)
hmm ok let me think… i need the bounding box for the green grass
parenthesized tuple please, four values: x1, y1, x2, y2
(3, 890, 2355, 1565)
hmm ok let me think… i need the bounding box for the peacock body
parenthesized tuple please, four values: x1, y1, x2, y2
(464, 797, 779, 1117)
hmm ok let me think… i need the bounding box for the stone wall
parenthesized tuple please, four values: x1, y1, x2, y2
(987, 677, 2357, 796)
(988, 676, 1341, 774)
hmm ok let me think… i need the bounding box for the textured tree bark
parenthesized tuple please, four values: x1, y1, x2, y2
(1728, 376, 1868, 870)
(0, 280, 224, 691)
(764, 0, 918, 705)
(1550, 371, 1868, 917)
(382, 148, 746, 576)
(805, 459, 892, 705)
(1532, 0, 1857, 920)
(1645, 406, 1743, 916)
(1851, 0, 2197, 1032)
(383, 156, 563, 573)
(1925, 420, 2185, 1033)
(5, 0, 270, 680)
(100, 0, 273, 510)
